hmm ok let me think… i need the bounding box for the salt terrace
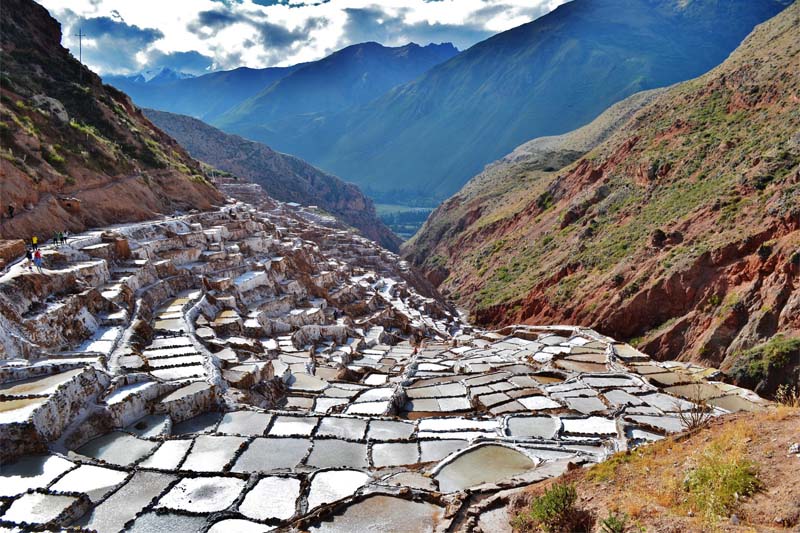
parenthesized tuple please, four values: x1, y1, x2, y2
(0, 200, 768, 532)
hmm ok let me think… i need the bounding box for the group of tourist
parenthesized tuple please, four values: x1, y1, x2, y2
(22, 231, 70, 273)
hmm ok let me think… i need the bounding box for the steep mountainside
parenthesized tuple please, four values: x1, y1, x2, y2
(231, 0, 787, 204)
(405, 2, 800, 375)
(105, 64, 303, 123)
(145, 109, 401, 251)
(217, 42, 458, 136)
(0, 0, 223, 241)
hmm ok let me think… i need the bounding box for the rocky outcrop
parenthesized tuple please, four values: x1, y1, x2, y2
(0, 0, 223, 242)
(404, 2, 800, 372)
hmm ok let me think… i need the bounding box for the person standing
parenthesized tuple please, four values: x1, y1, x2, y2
(63, 231, 69, 247)
(31, 235, 38, 250)
(33, 249, 43, 273)
(53, 232, 60, 248)
(25, 248, 33, 270)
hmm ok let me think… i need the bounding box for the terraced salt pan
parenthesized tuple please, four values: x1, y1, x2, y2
(307, 440, 369, 469)
(128, 512, 209, 532)
(139, 440, 192, 470)
(517, 396, 561, 410)
(270, 415, 318, 436)
(0, 455, 74, 497)
(367, 419, 415, 440)
(345, 401, 389, 415)
(172, 412, 222, 435)
(506, 416, 560, 439)
(307, 469, 370, 510)
(156, 476, 245, 512)
(433, 444, 536, 492)
(75, 431, 159, 466)
(159, 382, 213, 404)
(233, 438, 311, 472)
(309, 494, 444, 533)
(420, 439, 468, 462)
(372, 442, 420, 467)
(181, 435, 246, 471)
(0, 397, 48, 423)
(0, 491, 79, 525)
(76, 471, 176, 532)
(239, 476, 300, 520)
(316, 417, 368, 440)
(561, 417, 617, 435)
(51, 464, 128, 502)
(208, 518, 274, 532)
(0, 368, 83, 396)
(216, 410, 272, 435)
(126, 414, 171, 438)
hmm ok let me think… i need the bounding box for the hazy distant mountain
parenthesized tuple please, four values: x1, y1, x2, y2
(107, 41, 457, 129)
(105, 64, 304, 122)
(219, 0, 788, 204)
(216, 42, 458, 132)
(145, 109, 402, 251)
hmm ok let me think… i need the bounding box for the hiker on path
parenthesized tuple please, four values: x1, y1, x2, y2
(25, 248, 33, 270)
(33, 249, 43, 273)
(57, 231, 64, 246)
(31, 235, 38, 250)
(63, 231, 70, 247)
(53, 232, 60, 248)
(7, 204, 14, 219)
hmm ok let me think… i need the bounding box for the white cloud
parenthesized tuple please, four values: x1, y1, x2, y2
(38, 0, 570, 75)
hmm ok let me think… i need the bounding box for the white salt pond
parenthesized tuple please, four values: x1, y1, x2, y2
(433, 444, 536, 492)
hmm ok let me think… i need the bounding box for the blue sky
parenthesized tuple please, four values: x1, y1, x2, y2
(39, 0, 568, 75)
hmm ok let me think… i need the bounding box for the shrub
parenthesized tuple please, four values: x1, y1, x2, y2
(684, 443, 761, 522)
(600, 511, 629, 533)
(42, 144, 66, 170)
(774, 384, 800, 408)
(675, 384, 714, 430)
(513, 483, 593, 532)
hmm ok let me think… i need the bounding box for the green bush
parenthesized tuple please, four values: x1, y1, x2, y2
(600, 511, 629, 533)
(684, 445, 761, 521)
(513, 483, 593, 532)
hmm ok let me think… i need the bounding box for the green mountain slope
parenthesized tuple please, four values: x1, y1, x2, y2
(404, 1, 800, 375)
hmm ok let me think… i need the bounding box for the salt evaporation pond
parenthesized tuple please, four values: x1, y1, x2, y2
(309, 494, 444, 533)
(434, 444, 535, 492)
(306, 469, 370, 510)
(75, 431, 158, 466)
(239, 476, 300, 520)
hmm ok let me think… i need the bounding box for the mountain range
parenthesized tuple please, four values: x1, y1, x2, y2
(404, 0, 800, 386)
(115, 0, 790, 208)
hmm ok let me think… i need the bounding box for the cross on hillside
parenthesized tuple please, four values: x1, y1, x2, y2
(73, 28, 85, 82)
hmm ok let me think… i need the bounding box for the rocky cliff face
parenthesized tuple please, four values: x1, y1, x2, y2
(0, 0, 224, 241)
(144, 109, 402, 252)
(405, 2, 800, 375)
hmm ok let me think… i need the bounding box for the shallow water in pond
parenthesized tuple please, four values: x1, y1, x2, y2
(75, 431, 158, 466)
(434, 444, 535, 492)
(0, 368, 83, 396)
(308, 494, 443, 533)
